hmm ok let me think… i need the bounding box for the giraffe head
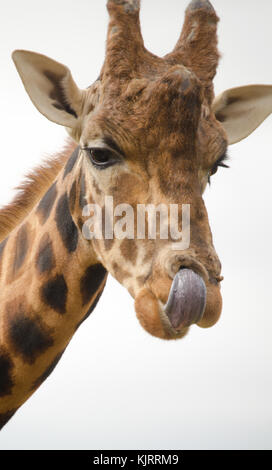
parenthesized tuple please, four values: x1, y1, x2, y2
(12, 0, 272, 339)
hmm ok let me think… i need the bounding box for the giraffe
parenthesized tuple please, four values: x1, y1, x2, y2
(0, 0, 272, 430)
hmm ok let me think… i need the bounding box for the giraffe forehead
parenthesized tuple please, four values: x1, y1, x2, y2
(92, 69, 202, 135)
(110, 79, 200, 117)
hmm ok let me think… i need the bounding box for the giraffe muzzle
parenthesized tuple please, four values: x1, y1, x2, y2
(164, 268, 206, 329)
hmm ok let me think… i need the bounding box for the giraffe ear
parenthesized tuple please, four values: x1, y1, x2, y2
(12, 50, 86, 128)
(212, 85, 272, 145)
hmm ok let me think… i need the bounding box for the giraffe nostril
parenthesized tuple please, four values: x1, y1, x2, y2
(166, 253, 209, 283)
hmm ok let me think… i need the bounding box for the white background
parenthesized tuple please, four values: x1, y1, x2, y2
(0, 0, 271, 450)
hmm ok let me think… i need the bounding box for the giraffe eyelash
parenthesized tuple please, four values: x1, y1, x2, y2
(208, 152, 230, 185)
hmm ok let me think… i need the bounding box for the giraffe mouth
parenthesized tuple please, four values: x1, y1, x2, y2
(164, 268, 207, 330)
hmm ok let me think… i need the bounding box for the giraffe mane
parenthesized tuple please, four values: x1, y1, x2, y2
(0, 139, 77, 243)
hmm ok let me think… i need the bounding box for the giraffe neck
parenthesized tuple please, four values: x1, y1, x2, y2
(0, 147, 107, 429)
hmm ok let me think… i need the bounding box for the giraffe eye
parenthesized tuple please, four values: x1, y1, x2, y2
(85, 147, 119, 169)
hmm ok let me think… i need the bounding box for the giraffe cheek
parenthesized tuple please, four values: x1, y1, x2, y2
(197, 283, 222, 328)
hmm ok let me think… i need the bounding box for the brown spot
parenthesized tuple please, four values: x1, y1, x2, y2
(112, 262, 131, 283)
(55, 193, 78, 253)
(136, 275, 148, 286)
(37, 181, 58, 224)
(79, 174, 87, 209)
(99, 204, 115, 250)
(36, 233, 56, 274)
(69, 180, 77, 213)
(0, 346, 14, 397)
(6, 298, 54, 365)
(92, 178, 102, 196)
(86, 103, 94, 114)
(76, 284, 105, 330)
(77, 217, 84, 232)
(110, 173, 140, 206)
(80, 264, 107, 306)
(143, 247, 154, 264)
(63, 147, 80, 179)
(120, 238, 138, 264)
(12, 223, 29, 277)
(40, 274, 68, 315)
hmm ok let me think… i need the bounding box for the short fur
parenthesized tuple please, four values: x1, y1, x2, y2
(0, 0, 271, 430)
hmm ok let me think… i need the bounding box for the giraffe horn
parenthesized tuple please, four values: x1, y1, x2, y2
(104, 0, 146, 79)
(164, 0, 220, 103)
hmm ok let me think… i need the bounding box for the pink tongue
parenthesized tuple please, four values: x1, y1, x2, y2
(164, 269, 206, 329)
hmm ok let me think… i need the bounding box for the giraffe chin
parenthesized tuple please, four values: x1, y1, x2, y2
(134, 273, 222, 340)
(135, 288, 190, 340)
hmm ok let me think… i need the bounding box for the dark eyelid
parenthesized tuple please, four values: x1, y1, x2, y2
(208, 150, 230, 185)
(214, 150, 229, 168)
(81, 145, 121, 159)
(102, 136, 125, 157)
